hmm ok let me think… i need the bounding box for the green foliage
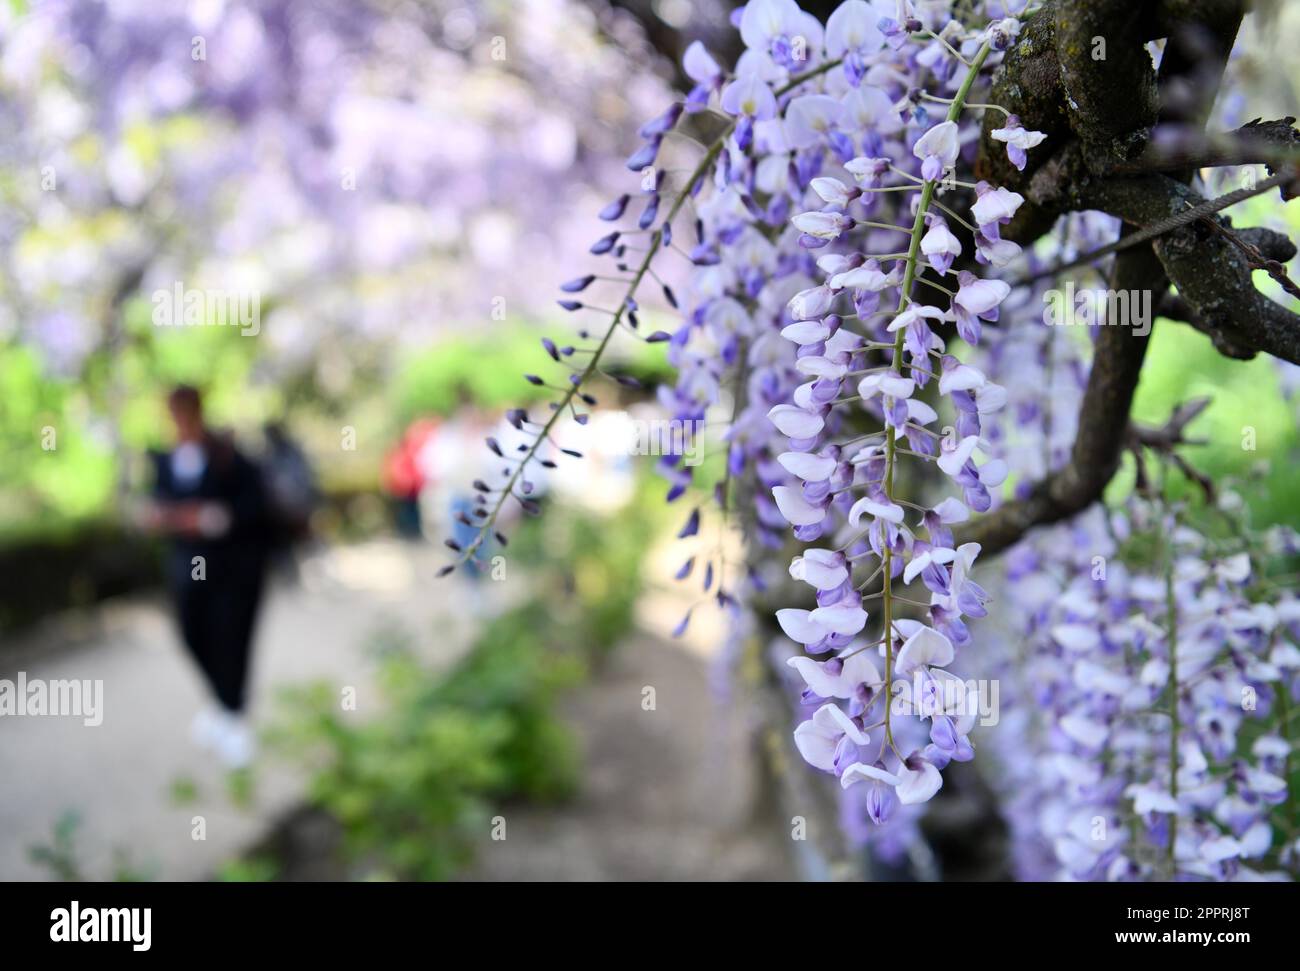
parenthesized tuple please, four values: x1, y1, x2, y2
(507, 474, 667, 655)
(1117, 321, 1300, 529)
(168, 776, 199, 806)
(27, 810, 155, 881)
(265, 493, 655, 880)
(390, 324, 675, 422)
(27, 811, 83, 881)
(215, 857, 279, 883)
(224, 768, 256, 809)
(271, 635, 578, 880)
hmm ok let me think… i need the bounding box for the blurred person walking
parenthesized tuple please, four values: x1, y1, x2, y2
(382, 419, 438, 538)
(140, 385, 269, 769)
(261, 420, 320, 577)
(418, 401, 496, 579)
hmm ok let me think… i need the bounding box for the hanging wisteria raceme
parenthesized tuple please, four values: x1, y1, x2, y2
(762, 7, 1032, 820)
(439, 2, 857, 575)
(445, 0, 1043, 819)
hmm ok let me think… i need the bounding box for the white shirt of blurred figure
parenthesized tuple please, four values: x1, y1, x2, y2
(550, 410, 635, 513)
(415, 415, 555, 537)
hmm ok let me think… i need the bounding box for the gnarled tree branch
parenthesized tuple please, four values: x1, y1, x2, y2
(958, 0, 1276, 556)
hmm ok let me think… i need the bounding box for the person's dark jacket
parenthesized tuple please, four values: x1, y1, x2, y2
(149, 432, 269, 588)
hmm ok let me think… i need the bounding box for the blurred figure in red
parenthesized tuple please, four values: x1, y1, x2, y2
(383, 418, 438, 538)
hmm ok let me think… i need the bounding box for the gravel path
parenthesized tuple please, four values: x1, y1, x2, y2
(2, 540, 797, 882)
(0, 540, 479, 881)
(465, 631, 798, 881)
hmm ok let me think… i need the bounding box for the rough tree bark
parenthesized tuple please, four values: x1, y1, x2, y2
(957, 0, 1299, 555)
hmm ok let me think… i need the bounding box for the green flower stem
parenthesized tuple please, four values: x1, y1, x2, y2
(458, 58, 844, 565)
(879, 40, 991, 756)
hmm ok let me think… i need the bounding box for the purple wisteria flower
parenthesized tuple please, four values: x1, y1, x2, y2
(990, 114, 1046, 171)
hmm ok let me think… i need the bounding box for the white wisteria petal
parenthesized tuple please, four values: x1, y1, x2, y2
(1200, 836, 1243, 863)
(683, 40, 721, 83)
(979, 458, 1009, 487)
(832, 263, 893, 291)
(781, 320, 830, 345)
(848, 495, 905, 527)
(1271, 643, 1300, 669)
(887, 304, 946, 332)
(843, 155, 892, 189)
(767, 404, 824, 438)
(778, 451, 837, 482)
(937, 361, 986, 394)
(841, 650, 883, 692)
(895, 760, 943, 804)
(790, 548, 849, 589)
(933, 497, 970, 523)
(971, 186, 1024, 225)
(977, 236, 1022, 266)
(896, 625, 955, 675)
(1052, 623, 1101, 653)
(921, 221, 962, 267)
(1239, 821, 1272, 858)
(840, 761, 901, 789)
(788, 285, 834, 320)
(720, 74, 778, 119)
(848, 443, 885, 465)
(991, 123, 1047, 150)
(739, 0, 802, 50)
(937, 434, 980, 476)
(1216, 552, 1251, 583)
(878, 374, 915, 398)
(797, 356, 849, 379)
(1244, 768, 1286, 799)
(826, 0, 884, 56)
(787, 656, 843, 698)
(904, 546, 956, 584)
(1126, 782, 1181, 815)
(810, 176, 852, 206)
(825, 329, 861, 357)
(975, 382, 1008, 413)
(1060, 713, 1109, 749)
(792, 210, 850, 240)
(906, 398, 939, 425)
(792, 715, 840, 771)
(1071, 660, 1129, 696)
(912, 120, 960, 168)
(954, 277, 1011, 315)
(786, 95, 847, 149)
(821, 702, 869, 743)
(776, 608, 827, 645)
(810, 602, 869, 636)
(772, 486, 825, 527)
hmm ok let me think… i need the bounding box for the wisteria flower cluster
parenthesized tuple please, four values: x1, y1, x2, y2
(730, 0, 1035, 819)
(984, 498, 1300, 881)
(964, 206, 1300, 881)
(453, 0, 1042, 813)
(448, 0, 1297, 878)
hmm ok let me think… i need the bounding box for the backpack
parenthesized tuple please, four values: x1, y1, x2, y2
(261, 439, 319, 545)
